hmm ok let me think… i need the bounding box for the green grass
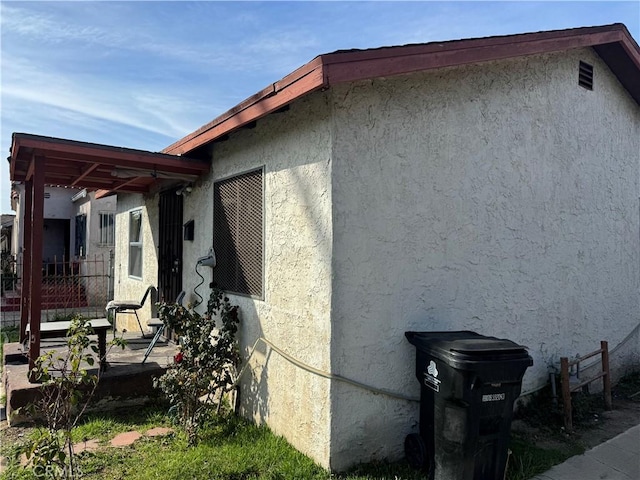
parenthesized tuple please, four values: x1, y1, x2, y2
(8, 369, 639, 480)
(0, 405, 559, 480)
(0, 326, 20, 372)
(71, 402, 172, 444)
(1, 404, 428, 480)
(506, 437, 584, 480)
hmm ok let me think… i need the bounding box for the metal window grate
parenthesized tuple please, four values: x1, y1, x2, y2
(578, 61, 593, 90)
(99, 212, 115, 245)
(213, 169, 263, 297)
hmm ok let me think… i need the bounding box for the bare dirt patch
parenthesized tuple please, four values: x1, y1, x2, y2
(512, 372, 640, 455)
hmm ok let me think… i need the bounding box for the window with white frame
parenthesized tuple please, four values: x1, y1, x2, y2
(99, 212, 115, 246)
(129, 210, 143, 278)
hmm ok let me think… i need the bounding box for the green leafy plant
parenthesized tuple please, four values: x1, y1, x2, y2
(1, 251, 18, 294)
(154, 287, 240, 445)
(18, 315, 126, 479)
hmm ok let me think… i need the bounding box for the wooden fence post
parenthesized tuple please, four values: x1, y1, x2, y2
(560, 356, 572, 431)
(601, 341, 612, 410)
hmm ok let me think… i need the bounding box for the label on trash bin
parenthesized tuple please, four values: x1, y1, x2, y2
(482, 393, 505, 402)
(423, 360, 441, 393)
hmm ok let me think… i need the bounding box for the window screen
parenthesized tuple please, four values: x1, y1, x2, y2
(213, 169, 263, 297)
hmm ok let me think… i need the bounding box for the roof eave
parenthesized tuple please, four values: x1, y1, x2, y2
(9, 133, 210, 197)
(165, 23, 640, 157)
(164, 57, 327, 155)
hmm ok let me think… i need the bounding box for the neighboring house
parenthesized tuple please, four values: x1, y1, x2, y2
(6, 184, 116, 313)
(9, 184, 116, 266)
(8, 24, 640, 471)
(0, 214, 14, 254)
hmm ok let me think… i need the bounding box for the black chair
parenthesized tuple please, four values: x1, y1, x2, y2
(106, 285, 156, 338)
(142, 291, 185, 364)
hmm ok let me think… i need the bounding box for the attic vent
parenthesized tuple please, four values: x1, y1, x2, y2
(578, 61, 593, 90)
(44, 193, 51, 199)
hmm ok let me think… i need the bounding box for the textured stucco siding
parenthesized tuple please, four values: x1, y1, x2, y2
(182, 93, 334, 467)
(113, 193, 159, 332)
(329, 48, 640, 469)
(180, 179, 214, 311)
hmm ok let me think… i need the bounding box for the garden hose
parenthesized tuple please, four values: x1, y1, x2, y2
(233, 336, 420, 403)
(192, 264, 206, 307)
(234, 322, 640, 403)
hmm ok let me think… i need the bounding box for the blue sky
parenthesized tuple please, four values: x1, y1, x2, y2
(1, 1, 639, 214)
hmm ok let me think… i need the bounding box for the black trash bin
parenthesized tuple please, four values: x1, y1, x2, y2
(405, 331, 533, 480)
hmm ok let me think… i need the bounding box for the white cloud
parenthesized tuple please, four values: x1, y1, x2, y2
(2, 51, 215, 138)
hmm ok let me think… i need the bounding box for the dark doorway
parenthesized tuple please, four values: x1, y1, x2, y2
(158, 189, 183, 304)
(42, 218, 70, 272)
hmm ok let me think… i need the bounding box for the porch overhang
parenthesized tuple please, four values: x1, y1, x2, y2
(8, 133, 209, 378)
(9, 133, 210, 198)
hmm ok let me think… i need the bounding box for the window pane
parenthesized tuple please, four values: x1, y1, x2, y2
(130, 210, 142, 242)
(129, 210, 143, 277)
(129, 245, 142, 278)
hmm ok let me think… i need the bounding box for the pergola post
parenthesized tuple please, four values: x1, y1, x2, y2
(27, 155, 45, 377)
(19, 179, 33, 344)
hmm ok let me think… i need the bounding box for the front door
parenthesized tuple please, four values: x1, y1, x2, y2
(158, 189, 183, 304)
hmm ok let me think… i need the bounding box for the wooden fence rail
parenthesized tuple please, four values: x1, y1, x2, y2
(560, 340, 612, 432)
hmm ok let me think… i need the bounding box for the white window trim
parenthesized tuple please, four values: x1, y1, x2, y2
(129, 209, 143, 279)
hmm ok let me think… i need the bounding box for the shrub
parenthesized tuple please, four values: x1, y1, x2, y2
(19, 316, 126, 479)
(154, 287, 240, 445)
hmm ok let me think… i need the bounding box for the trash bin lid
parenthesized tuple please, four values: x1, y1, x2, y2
(405, 330, 530, 364)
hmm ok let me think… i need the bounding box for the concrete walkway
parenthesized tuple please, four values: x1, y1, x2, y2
(532, 424, 640, 480)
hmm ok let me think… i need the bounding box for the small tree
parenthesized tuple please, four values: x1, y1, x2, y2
(154, 287, 240, 445)
(19, 316, 126, 479)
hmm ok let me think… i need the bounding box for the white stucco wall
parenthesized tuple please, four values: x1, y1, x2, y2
(169, 93, 332, 467)
(328, 48, 640, 469)
(113, 193, 158, 332)
(111, 47, 639, 472)
(124, 93, 335, 466)
(180, 178, 215, 310)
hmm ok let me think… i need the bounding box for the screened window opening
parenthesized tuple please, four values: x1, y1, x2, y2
(213, 168, 263, 297)
(99, 212, 115, 246)
(129, 209, 143, 278)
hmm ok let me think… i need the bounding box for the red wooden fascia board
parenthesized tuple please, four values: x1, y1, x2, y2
(320, 24, 627, 66)
(322, 28, 630, 84)
(12, 135, 209, 175)
(164, 58, 326, 155)
(619, 33, 640, 70)
(164, 24, 638, 157)
(9, 134, 20, 180)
